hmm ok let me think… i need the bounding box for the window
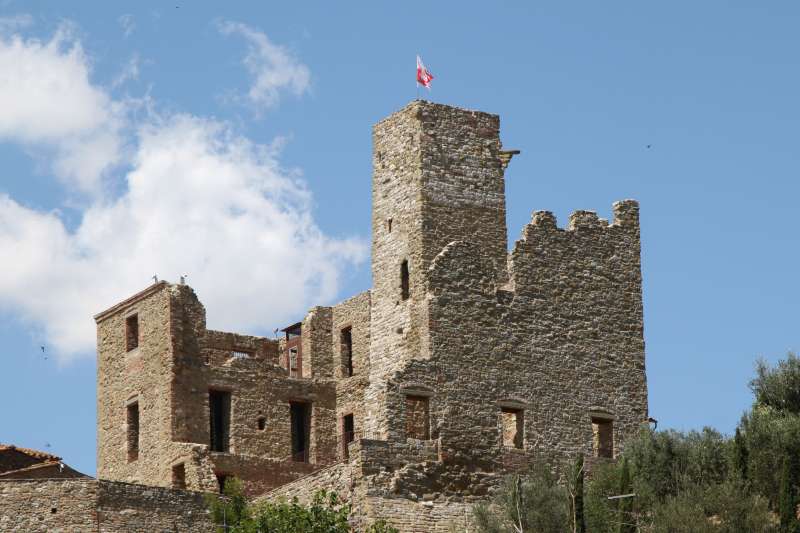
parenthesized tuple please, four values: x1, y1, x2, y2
(386, 218, 393, 233)
(125, 314, 139, 351)
(341, 327, 353, 377)
(257, 417, 266, 431)
(209, 390, 231, 452)
(500, 408, 524, 449)
(216, 473, 228, 494)
(231, 350, 250, 359)
(405, 395, 429, 440)
(290, 402, 310, 462)
(592, 418, 614, 458)
(127, 401, 140, 462)
(289, 348, 300, 377)
(172, 463, 186, 490)
(342, 414, 354, 459)
(400, 260, 410, 300)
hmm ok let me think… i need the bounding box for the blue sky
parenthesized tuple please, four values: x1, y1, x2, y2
(0, 2, 798, 476)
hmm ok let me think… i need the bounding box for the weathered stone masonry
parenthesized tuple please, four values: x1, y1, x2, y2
(2, 100, 648, 532)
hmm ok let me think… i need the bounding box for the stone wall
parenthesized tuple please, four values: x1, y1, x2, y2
(0, 479, 98, 532)
(0, 478, 213, 532)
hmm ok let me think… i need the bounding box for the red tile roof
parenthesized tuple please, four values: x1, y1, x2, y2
(0, 444, 61, 461)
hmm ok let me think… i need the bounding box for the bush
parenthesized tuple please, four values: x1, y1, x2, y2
(206, 479, 398, 533)
(473, 470, 570, 533)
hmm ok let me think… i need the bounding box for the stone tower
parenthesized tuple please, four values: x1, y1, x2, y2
(365, 101, 513, 437)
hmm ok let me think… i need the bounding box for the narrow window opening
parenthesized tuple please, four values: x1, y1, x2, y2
(500, 408, 524, 449)
(126, 401, 140, 462)
(342, 414, 355, 459)
(592, 418, 614, 458)
(215, 473, 228, 494)
(257, 417, 266, 431)
(341, 327, 353, 377)
(386, 218, 393, 233)
(172, 463, 186, 490)
(290, 402, 310, 462)
(289, 348, 300, 377)
(405, 395, 430, 440)
(209, 390, 231, 453)
(125, 314, 139, 351)
(400, 260, 410, 300)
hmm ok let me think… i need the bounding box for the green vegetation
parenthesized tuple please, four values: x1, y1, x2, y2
(474, 352, 800, 533)
(206, 481, 399, 533)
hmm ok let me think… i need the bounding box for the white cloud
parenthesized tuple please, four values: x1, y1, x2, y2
(0, 24, 125, 193)
(0, 14, 33, 33)
(218, 21, 310, 113)
(0, 24, 367, 362)
(118, 14, 135, 38)
(112, 53, 140, 88)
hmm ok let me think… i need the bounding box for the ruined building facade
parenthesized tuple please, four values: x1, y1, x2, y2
(93, 100, 648, 531)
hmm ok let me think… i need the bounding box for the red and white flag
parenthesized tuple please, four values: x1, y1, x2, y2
(416, 55, 434, 89)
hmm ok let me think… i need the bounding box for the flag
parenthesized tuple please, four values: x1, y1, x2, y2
(416, 55, 434, 89)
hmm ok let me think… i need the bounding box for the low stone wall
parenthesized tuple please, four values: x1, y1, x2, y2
(365, 495, 474, 533)
(0, 478, 214, 533)
(97, 480, 213, 531)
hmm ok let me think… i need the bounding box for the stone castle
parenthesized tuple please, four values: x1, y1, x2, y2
(2, 100, 649, 532)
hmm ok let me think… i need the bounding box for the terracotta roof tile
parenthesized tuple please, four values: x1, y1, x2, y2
(0, 444, 61, 461)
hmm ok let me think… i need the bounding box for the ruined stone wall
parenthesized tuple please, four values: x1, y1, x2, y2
(96, 283, 176, 488)
(377, 201, 646, 478)
(332, 291, 371, 458)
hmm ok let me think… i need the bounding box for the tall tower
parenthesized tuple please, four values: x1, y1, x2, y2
(365, 100, 511, 436)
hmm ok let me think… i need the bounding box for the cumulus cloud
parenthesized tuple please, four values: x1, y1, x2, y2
(0, 24, 367, 362)
(218, 21, 310, 113)
(0, 24, 125, 193)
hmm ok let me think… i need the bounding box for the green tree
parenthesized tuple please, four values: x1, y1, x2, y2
(750, 353, 800, 414)
(779, 454, 800, 532)
(732, 427, 748, 481)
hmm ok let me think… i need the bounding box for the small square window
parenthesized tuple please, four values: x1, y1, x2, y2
(125, 314, 139, 351)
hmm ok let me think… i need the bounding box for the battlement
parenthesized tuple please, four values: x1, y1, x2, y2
(527, 199, 640, 233)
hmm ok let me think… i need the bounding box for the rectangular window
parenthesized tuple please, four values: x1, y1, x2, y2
(341, 327, 353, 377)
(125, 314, 139, 351)
(342, 413, 354, 459)
(500, 408, 524, 449)
(209, 390, 231, 453)
(127, 402, 139, 462)
(172, 463, 186, 490)
(405, 395, 430, 440)
(592, 418, 614, 458)
(400, 260, 410, 300)
(290, 402, 310, 462)
(289, 348, 300, 377)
